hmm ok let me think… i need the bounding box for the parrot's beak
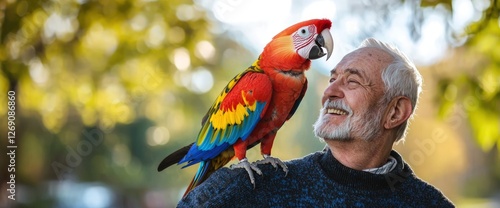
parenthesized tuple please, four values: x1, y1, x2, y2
(308, 29, 334, 60)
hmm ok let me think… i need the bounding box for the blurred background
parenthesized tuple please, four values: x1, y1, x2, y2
(0, 0, 499, 207)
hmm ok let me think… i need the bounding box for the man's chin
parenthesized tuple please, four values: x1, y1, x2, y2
(314, 114, 352, 140)
(314, 126, 351, 141)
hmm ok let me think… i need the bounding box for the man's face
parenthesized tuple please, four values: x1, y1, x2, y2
(313, 47, 393, 141)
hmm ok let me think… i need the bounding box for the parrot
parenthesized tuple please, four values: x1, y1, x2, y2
(158, 19, 334, 197)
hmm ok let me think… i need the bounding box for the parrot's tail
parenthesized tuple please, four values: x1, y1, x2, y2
(157, 143, 193, 172)
(183, 160, 211, 197)
(183, 148, 235, 197)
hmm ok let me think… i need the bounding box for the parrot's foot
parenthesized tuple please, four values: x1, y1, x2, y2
(254, 154, 288, 176)
(230, 158, 262, 188)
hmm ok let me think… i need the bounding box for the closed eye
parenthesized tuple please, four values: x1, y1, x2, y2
(348, 79, 360, 85)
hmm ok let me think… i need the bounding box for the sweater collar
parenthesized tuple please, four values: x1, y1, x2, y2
(318, 147, 414, 191)
(363, 155, 397, 174)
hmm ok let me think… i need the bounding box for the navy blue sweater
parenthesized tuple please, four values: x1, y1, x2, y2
(178, 148, 454, 207)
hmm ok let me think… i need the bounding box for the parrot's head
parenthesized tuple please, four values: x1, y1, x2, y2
(260, 19, 334, 71)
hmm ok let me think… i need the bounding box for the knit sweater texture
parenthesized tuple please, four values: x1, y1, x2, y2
(178, 148, 454, 207)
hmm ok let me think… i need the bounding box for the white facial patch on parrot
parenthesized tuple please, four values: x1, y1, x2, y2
(292, 25, 317, 59)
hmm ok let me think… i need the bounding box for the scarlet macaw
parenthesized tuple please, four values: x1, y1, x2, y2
(158, 19, 334, 197)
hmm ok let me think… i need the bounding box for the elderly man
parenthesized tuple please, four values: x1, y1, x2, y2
(178, 38, 454, 207)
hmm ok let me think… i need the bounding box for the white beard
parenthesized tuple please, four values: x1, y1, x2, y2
(313, 99, 384, 141)
(313, 107, 352, 141)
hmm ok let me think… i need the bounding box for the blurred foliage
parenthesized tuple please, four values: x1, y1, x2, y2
(0, 0, 251, 206)
(425, 0, 500, 199)
(431, 0, 500, 154)
(1, 0, 217, 131)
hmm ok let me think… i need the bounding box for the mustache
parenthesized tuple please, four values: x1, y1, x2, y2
(322, 99, 353, 115)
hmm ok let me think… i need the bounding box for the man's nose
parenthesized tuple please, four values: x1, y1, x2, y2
(321, 79, 345, 105)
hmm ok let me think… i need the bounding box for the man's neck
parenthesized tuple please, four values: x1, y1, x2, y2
(325, 137, 394, 170)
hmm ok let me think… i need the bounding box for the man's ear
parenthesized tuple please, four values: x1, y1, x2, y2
(383, 96, 413, 129)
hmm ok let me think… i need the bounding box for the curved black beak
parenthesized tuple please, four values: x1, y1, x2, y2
(308, 29, 334, 60)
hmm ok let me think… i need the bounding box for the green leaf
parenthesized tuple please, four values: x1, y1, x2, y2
(467, 100, 500, 151)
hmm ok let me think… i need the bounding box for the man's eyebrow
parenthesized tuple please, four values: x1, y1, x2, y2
(346, 68, 366, 78)
(330, 68, 366, 78)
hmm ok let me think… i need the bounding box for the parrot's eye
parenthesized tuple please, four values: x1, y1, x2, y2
(297, 26, 310, 38)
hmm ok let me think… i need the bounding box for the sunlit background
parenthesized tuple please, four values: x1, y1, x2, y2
(1, 0, 499, 207)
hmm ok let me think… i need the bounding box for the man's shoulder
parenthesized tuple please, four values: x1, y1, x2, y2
(177, 166, 253, 207)
(284, 150, 323, 167)
(178, 151, 325, 207)
(210, 150, 323, 187)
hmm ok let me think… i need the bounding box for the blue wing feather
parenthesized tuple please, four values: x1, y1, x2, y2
(179, 101, 267, 168)
(178, 66, 271, 167)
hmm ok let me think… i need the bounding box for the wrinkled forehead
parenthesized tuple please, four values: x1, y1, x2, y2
(331, 47, 393, 76)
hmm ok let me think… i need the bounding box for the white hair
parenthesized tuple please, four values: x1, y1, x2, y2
(359, 38, 422, 142)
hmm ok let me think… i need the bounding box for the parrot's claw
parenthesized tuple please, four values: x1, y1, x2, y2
(230, 158, 262, 188)
(254, 154, 288, 177)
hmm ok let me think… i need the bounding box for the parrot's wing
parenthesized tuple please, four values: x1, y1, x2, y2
(179, 69, 272, 167)
(286, 78, 308, 120)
